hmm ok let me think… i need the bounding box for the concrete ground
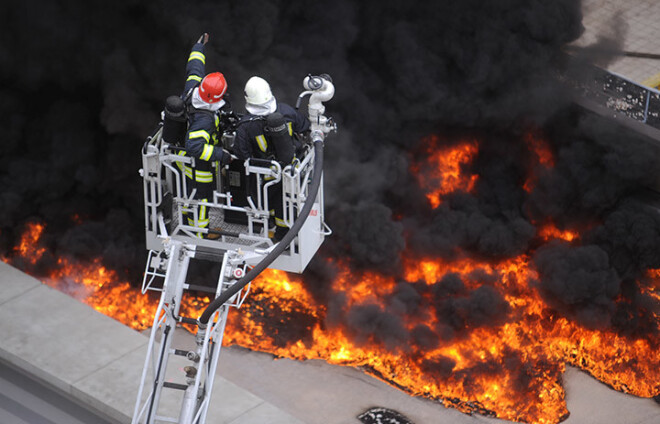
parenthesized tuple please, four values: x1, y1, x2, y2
(572, 0, 660, 86)
(1, 261, 658, 424)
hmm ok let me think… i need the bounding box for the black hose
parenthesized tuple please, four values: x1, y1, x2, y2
(198, 139, 324, 325)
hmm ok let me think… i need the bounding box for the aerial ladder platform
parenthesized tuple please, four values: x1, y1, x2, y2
(131, 75, 336, 424)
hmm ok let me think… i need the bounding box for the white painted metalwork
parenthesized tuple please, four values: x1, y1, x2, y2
(132, 75, 336, 424)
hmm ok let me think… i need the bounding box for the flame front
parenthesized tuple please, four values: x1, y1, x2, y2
(222, 257, 659, 424)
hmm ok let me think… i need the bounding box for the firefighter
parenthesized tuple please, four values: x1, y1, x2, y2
(234, 76, 310, 241)
(180, 33, 233, 238)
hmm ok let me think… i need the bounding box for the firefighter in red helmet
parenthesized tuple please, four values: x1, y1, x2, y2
(180, 33, 234, 238)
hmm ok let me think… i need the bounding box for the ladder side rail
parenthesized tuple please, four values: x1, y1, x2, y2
(196, 306, 231, 424)
(196, 253, 244, 424)
(131, 294, 169, 424)
(145, 243, 193, 423)
(180, 252, 232, 424)
(145, 319, 174, 424)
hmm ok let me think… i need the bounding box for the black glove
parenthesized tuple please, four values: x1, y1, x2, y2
(220, 149, 232, 167)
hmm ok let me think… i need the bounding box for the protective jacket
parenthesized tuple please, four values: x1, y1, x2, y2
(181, 42, 231, 182)
(179, 42, 231, 236)
(234, 102, 310, 161)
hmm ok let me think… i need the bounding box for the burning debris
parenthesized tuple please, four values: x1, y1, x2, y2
(1, 1, 659, 424)
(358, 407, 414, 424)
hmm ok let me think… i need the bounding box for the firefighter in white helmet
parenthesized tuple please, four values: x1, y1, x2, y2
(234, 76, 310, 241)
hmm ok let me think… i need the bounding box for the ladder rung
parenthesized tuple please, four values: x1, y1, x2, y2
(186, 284, 217, 294)
(163, 382, 189, 391)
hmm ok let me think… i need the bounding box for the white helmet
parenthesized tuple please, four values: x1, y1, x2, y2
(244, 76, 273, 105)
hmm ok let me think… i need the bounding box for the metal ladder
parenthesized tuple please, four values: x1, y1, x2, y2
(131, 240, 251, 424)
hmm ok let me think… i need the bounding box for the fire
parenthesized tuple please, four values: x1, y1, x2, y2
(537, 223, 578, 242)
(411, 136, 479, 207)
(224, 256, 659, 424)
(525, 131, 554, 168)
(10, 221, 47, 264)
(524, 131, 554, 192)
(3, 130, 659, 424)
(2, 222, 205, 331)
(43, 256, 157, 330)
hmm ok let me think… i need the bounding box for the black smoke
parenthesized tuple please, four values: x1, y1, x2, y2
(1, 0, 658, 368)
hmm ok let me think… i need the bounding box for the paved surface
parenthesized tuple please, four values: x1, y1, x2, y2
(572, 0, 660, 85)
(0, 261, 303, 424)
(1, 261, 659, 423)
(0, 359, 115, 424)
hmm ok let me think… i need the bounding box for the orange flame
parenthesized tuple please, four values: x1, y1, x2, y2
(3, 222, 206, 331)
(224, 257, 659, 424)
(3, 197, 659, 423)
(538, 223, 578, 242)
(523, 131, 554, 192)
(12, 221, 47, 264)
(411, 136, 479, 207)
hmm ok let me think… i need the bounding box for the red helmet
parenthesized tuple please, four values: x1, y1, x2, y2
(199, 72, 227, 103)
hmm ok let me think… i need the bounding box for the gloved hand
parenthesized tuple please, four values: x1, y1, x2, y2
(197, 33, 209, 45)
(220, 149, 232, 167)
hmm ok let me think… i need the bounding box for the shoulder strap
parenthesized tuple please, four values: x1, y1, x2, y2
(236, 115, 266, 127)
(184, 86, 216, 120)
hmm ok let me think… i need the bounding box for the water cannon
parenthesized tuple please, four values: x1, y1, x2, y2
(297, 74, 337, 143)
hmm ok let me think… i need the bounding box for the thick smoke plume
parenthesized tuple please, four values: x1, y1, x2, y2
(1, 0, 658, 379)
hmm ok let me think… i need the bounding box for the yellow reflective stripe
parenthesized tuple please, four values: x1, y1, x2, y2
(176, 151, 187, 173)
(274, 217, 288, 227)
(188, 51, 206, 64)
(187, 74, 202, 82)
(187, 218, 209, 229)
(189, 130, 210, 143)
(200, 144, 214, 161)
(256, 135, 268, 152)
(287, 122, 293, 136)
(180, 165, 213, 183)
(194, 170, 213, 183)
